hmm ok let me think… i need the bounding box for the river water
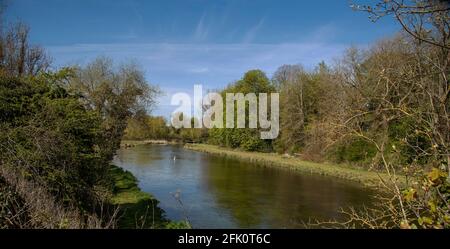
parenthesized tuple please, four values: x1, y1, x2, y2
(114, 144, 375, 228)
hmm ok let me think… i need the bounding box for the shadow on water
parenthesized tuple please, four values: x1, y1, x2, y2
(114, 144, 376, 228)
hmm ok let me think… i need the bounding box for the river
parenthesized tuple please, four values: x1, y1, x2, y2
(113, 144, 375, 228)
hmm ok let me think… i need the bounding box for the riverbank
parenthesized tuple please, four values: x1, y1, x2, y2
(185, 144, 402, 189)
(121, 139, 181, 148)
(109, 165, 189, 228)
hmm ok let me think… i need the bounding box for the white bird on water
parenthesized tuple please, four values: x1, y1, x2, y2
(173, 156, 176, 161)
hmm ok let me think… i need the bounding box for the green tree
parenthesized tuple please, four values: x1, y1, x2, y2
(0, 71, 109, 228)
(209, 70, 276, 151)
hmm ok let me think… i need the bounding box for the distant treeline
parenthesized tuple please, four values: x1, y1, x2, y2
(123, 115, 208, 143)
(126, 39, 441, 169)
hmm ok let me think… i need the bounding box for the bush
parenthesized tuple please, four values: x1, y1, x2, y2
(0, 73, 111, 227)
(331, 137, 377, 163)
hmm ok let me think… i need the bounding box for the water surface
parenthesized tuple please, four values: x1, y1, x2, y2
(114, 144, 375, 228)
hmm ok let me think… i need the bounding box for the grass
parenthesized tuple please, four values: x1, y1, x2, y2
(109, 166, 153, 205)
(109, 165, 164, 228)
(185, 144, 404, 189)
(109, 165, 190, 229)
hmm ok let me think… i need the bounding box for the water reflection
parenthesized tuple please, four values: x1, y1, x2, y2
(114, 145, 375, 228)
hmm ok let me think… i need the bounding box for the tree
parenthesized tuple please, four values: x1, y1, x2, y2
(209, 70, 276, 151)
(272, 65, 306, 153)
(0, 22, 50, 77)
(67, 57, 160, 160)
(273, 63, 347, 160)
(336, 0, 450, 228)
(352, 0, 450, 49)
(0, 71, 109, 228)
(123, 115, 172, 140)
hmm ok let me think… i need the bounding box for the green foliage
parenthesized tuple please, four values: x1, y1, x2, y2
(331, 138, 377, 163)
(0, 61, 162, 227)
(124, 115, 169, 140)
(208, 70, 276, 151)
(388, 117, 432, 165)
(68, 57, 160, 161)
(272, 62, 341, 158)
(109, 166, 172, 229)
(124, 114, 208, 144)
(402, 168, 450, 229)
(164, 220, 191, 229)
(0, 73, 108, 212)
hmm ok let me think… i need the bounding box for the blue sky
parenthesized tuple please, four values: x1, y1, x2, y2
(5, 0, 400, 117)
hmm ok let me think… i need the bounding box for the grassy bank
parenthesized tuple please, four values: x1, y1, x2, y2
(185, 144, 402, 189)
(121, 139, 181, 148)
(109, 165, 189, 229)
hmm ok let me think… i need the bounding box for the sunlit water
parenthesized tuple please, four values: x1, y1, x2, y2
(113, 144, 375, 228)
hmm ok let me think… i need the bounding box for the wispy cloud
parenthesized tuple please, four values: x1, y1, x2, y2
(242, 17, 265, 44)
(47, 42, 348, 117)
(193, 13, 210, 41)
(308, 23, 339, 43)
